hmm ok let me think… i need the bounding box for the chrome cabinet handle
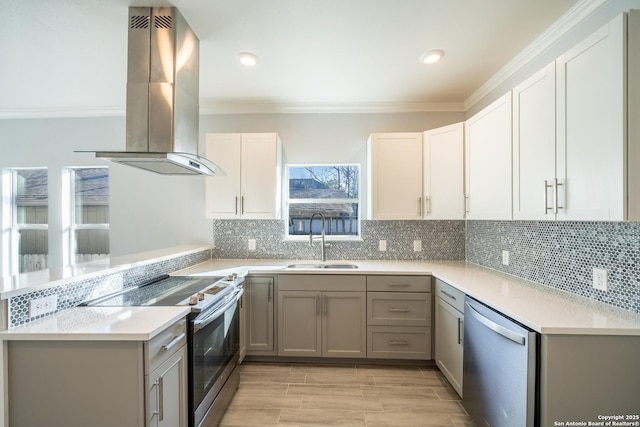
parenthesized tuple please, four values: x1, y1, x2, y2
(268, 282, 272, 301)
(388, 340, 410, 346)
(553, 178, 564, 214)
(464, 195, 470, 215)
(387, 307, 410, 313)
(418, 197, 422, 216)
(234, 196, 238, 215)
(457, 318, 462, 345)
(544, 180, 552, 213)
(158, 376, 164, 421)
(316, 295, 320, 316)
(440, 289, 456, 301)
(323, 295, 327, 316)
(162, 332, 186, 351)
(387, 283, 409, 287)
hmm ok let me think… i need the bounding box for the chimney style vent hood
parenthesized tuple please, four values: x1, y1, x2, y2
(95, 7, 220, 176)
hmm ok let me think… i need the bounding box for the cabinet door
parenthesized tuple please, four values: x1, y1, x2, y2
(464, 93, 512, 220)
(322, 292, 366, 358)
(241, 133, 280, 219)
(423, 123, 465, 219)
(245, 276, 275, 354)
(278, 290, 322, 357)
(368, 133, 423, 219)
(148, 344, 188, 427)
(512, 62, 557, 220)
(556, 14, 625, 220)
(435, 298, 463, 397)
(205, 133, 242, 218)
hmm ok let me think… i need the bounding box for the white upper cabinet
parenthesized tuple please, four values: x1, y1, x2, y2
(512, 62, 557, 220)
(423, 123, 465, 220)
(464, 92, 513, 220)
(205, 133, 282, 219)
(555, 13, 633, 221)
(368, 133, 423, 220)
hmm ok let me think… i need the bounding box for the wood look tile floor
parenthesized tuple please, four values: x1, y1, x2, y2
(220, 362, 476, 426)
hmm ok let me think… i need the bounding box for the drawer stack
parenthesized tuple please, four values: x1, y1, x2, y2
(366, 275, 432, 359)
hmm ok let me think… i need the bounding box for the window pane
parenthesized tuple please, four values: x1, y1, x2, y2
(74, 168, 109, 224)
(18, 229, 48, 273)
(15, 169, 48, 225)
(75, 229, 110, 261)
(287, 165, 360, 237)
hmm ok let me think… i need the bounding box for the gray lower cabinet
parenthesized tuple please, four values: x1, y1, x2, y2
(277, 275, 367, 358)
(366, 275, 432, 360)
(245, 275, 276, 355)
(434, 278, 465, 397)
(7, 317, 188, 427)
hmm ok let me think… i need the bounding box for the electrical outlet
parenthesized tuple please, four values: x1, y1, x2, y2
(379, 240, 387, 251)
(29, 295, 58, 318)
(248, 239, 256, 251)
(593, 268, 608, 291)
(502, 250, 510, 266)
(413, 240, 422, 252)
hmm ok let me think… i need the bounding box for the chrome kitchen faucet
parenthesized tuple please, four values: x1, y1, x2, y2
(309, 212, 328, 262)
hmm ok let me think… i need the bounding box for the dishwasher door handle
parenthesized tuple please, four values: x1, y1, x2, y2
(465, 302, 526, 345)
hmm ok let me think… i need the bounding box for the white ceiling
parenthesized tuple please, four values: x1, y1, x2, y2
(0, 0, 581, 117)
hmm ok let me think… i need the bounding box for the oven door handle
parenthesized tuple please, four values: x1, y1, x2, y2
(193, 288, 244, 332)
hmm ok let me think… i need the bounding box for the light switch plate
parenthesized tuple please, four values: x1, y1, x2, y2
(248, 239, 256, 251)
(502, 250, 510, 266)
(413, 240, 422, 252)
(379, 240, 387, 251)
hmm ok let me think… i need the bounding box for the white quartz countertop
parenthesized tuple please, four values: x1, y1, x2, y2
(0, 306, 191, 341)
(175, 259, 640, 336)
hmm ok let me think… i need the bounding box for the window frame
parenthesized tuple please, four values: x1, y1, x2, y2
(62, 167, 110, 266)
(2, 167, 49, 275)
(284, 164, 362, 241)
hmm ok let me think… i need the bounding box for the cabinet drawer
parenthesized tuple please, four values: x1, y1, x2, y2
(435, 279, 465, 313)
(367, 292, 431, 326)
(366, 275, 431, 292)
(145, 317, 188, 374)
(278, 275, 366, 292)
(367, 326, 432, 360)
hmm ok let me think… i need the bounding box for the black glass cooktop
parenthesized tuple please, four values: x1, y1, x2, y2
(81, 275, 225, 307)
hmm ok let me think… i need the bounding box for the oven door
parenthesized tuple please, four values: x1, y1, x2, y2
(190, 290, 241, 427)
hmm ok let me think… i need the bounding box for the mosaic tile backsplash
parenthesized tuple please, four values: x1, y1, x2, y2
(8, 249, 211, 328)
(466, 221, 640, 314)
(211, 220, 466, 261)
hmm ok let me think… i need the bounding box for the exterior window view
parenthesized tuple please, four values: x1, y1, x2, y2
(287, 165, 360, 238)
(8, 168, 49, 274)
(68, 167, 109, 264)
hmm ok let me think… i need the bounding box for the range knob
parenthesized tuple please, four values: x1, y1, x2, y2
(197, 292, 205, 301)
(188, 296, 198, 305)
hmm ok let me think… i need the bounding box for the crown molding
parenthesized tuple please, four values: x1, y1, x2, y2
(199, 101, 466, 115)
(0, 107, 125, 119)
(464, 0, 609, 110)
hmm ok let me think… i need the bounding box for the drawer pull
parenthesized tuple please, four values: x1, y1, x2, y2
(162, 332, 186, 351)
(387, 307, 410, 313)
(440, 290, 456, 300)
(388, 340, 410, 346)
(387, 283, 409, 287)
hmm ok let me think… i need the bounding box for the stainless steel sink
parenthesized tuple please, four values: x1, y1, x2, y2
(286, 263, 358, 269)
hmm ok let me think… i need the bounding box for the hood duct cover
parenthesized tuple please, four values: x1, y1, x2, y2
(93, 7, 220, 176)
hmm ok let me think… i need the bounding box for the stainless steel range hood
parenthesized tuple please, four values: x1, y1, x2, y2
(94, 7, 220, 176)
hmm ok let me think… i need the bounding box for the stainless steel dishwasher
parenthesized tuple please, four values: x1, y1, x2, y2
(463, 296, 539, 427)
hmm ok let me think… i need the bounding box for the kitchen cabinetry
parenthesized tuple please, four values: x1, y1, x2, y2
(464, 92, 512, 220)
(434, 278, 464, 397)
(366, 275, 432, 360)
(367, 133, 423, 220)
(205, 133, 282, 219)
(7, 318, 188, 427)
(244, 275, 276, 355)
(514, 12, 640, 221)
(277, 275, 366, 358)
(423, 123, 465, 219)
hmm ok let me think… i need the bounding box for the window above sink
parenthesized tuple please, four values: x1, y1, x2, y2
(285, 164, 361, 241)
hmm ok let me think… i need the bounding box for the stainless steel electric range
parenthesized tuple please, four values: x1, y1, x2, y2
(81, 273, 244, 427)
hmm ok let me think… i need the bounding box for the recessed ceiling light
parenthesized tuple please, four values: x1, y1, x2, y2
(238, 52, 258, 67)
(419, 49, 445, 64)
